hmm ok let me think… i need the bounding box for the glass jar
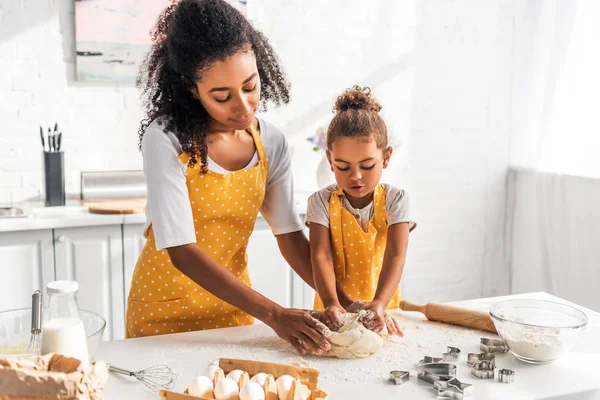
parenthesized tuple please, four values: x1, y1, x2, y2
(41, 281, 89, 364)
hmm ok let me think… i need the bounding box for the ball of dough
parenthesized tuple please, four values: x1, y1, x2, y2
(214, 377, 239, 400)
(239, 382, 265, 400)
(250, 372, 269, 386)
(275, 375, 294, 400)
(188, 375, 214, 397)
(226, 369, 244, 384)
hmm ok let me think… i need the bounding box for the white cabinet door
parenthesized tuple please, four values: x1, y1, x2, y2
(53, 225, 124, 340)
(122, 223, 146, 302)
(0, 230, 54, 311)
(247, 218, 292, 310)
(291, 228, 315, 310)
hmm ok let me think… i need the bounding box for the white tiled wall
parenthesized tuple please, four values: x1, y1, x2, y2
(1, 0, 516, 303)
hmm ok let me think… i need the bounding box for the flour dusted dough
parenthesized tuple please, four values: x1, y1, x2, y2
(319, 311, 386, 359)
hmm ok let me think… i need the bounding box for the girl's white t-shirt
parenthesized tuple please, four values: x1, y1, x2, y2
(142, 118, 304, 250)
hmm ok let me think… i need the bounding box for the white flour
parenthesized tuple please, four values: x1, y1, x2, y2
(501, 322, 564, 361)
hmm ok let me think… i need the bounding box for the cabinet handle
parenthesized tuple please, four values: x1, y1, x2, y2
(56, 236, 66, 243)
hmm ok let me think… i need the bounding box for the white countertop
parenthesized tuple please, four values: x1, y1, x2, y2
(98, 292, 600, 399)
(0, 193, 311, 233)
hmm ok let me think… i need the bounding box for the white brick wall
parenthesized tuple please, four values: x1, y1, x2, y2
(1, 0, 516, 302)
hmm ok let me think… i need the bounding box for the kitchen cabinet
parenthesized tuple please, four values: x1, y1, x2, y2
(53, 225, 124, 340)
(0, 229, 55, 311)
(247, 218, 293, 309)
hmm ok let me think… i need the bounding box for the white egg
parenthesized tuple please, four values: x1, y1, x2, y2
(275, 375, 294, 400)
(188, 375, 214, 397)
(239, 382, 265, 400)
(226, 369, 244, 384)
(203, 365, 221, 379)
(214, 377, 239, 400)
(250, 372, 269, 386)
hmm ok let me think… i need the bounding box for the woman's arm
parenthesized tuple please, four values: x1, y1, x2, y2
(168, 244, 330, 355)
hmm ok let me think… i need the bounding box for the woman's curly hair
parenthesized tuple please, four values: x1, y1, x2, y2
(137, 0, 290, 173)
(327, 85, 388, 150)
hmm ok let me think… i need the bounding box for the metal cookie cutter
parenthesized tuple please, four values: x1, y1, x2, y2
(417, 363, 457, 385)
(433, 378, 473, 399)
(389, 370, 410, 385)
(467, 352, 496, 366)
(442, 346, 461, 361)
(418, 355, 443, 365)
(480, 338, 508, 354)
(471, 360, 495, 379)
(498, 368, 515, 383)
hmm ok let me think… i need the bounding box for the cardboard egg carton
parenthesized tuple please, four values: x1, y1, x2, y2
(0, 353, 108, 400)
(160, 358, 328, 400)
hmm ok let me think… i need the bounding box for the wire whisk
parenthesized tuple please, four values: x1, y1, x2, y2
(107, 363, 176, 391)
(27, 290, 42, 355)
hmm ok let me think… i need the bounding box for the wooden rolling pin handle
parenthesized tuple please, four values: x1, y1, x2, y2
(399, 300, 426, 314)
(399, 300, 497, 333)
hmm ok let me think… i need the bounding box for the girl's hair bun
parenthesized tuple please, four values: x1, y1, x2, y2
(333, 85, 382, 113)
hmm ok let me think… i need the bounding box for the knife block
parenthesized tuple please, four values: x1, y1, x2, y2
(43, 151, 65, 207)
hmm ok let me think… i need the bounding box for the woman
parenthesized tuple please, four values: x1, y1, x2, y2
(126, 0, 332, 355)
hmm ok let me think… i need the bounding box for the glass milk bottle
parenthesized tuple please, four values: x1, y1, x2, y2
(41, 281, 89, 365)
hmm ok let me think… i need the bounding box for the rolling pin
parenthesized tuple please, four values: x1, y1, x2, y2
(399, 300, 497, 333)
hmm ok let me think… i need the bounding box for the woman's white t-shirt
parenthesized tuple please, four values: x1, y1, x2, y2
(142, 118, 304, 250)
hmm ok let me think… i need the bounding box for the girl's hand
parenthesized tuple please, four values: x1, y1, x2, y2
(384, 313, 404, 337)
(345, 300, 365, 313)
(320, 303, 346, 331)
(266, 307, 332, 355)
(359, 301, 387, 333)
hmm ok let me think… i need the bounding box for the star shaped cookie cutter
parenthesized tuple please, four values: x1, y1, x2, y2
(433, 378, 473, 399)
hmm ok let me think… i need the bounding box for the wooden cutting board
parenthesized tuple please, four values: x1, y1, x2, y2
(83, 198, 146, 215)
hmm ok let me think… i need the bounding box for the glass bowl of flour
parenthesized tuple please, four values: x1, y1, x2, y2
(490, 299, 588, 364)
(0, 308, 106, 359)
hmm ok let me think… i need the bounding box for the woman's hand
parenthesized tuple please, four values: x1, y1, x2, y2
(266, 307, 332, 355)
(319, 303, 346, 331)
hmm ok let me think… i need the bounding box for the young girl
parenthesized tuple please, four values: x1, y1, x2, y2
(126, 0, 331, 356)
(307, 86, 416, 334)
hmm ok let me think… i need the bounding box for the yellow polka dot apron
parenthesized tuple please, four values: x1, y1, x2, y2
(313, 184, 402, 311)
(126, 125, 267, 338)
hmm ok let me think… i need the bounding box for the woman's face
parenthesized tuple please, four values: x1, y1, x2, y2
(195, 49, 261, 131)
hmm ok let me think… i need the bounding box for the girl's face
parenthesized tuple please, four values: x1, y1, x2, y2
(195, 49, 261, 131)
(327, 135, 392, 202)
